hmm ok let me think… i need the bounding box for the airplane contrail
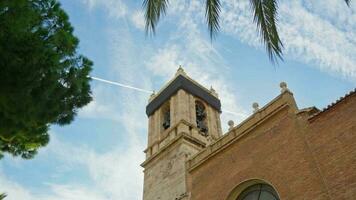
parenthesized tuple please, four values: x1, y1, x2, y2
(89, 76, 154, 94)
(222, 110, 246, 118)
(89, 75, 243, 117)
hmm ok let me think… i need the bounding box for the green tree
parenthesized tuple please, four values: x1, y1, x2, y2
(0, 193, 6, 200)
(0, 0, 92, 159)
(143, 0, 352, 63)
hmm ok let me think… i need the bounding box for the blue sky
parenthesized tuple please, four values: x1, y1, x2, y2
(1, 0, 356, 199)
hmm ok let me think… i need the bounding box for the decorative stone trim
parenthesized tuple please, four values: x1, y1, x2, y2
(141, 119, 208, 168)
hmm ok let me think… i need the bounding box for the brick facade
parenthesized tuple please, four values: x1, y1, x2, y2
(187, 91, 356, 200)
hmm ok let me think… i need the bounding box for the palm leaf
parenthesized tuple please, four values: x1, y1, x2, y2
(0, 193, 7, 200)
(205, 0, 221, 39)
(345, 0, 351, 6)
(142, 0, 350, 64)
(250, 0, 283, 63)
(143, 0, 169, 35)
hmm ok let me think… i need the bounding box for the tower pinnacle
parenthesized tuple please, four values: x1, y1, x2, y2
(175, 65, 186, 76)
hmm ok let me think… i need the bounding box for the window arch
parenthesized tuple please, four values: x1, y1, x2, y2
(195, 101, 208, 135)
(236, 184, 279, 200)
(161, 102, 170, 130)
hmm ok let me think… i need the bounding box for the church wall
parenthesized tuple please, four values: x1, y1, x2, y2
(306, 94, 356, 199)
(187, 106, 329, 200)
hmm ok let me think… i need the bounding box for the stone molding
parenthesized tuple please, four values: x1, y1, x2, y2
(141, 119, 208, 169)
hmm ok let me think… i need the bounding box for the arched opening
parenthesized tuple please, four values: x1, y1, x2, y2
(236, 184, 279, 200)
(225, 179, 280, 200)
(161, 102, 170, 130)
(195, 101, 208, 136)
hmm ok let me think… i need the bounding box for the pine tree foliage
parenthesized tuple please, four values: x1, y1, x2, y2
(0, 0, 93, 159)
(143, 0, 352, 63)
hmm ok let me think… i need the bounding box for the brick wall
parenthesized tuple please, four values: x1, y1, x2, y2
(187, 93, 356, 200)
(306, 93, 356, 199)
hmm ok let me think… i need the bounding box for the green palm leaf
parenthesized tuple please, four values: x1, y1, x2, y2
(206, 0, 221, 39)
(0, 193, 7, 200)
(345, 0, 351, 6)
(250, 0, 283, 63)
(143, 0, 168, 34)
(143, 0, 352, 63)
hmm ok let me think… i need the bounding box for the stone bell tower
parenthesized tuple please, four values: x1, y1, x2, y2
(141, 67, 222, 200)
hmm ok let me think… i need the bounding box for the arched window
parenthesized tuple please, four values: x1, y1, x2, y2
(162, 102, 170, 130)
(195, 101, 208, 135)
(236, 184, 279, 200)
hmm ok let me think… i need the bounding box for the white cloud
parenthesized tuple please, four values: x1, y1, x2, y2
(0, 126, 145, 200)
(220, 0, 259, 46)
(78, 84, 122, 121)
(278, 1, 356, 79)
(0, 173, 35, 200)
(79, 0, 146, 32)
(220, 0, 356, 80)
(131, 10, 145, 30)
(50, 135, 144, 200)
(80, 0, 127, 18)
(0, 171, 107, 200)
(44, 185, 105, 200)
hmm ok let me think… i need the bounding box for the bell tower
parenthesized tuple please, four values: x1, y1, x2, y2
(142, 67, 222, 200)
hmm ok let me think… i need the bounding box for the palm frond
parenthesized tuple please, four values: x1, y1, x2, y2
(205, 0, 221, 39)
(143, 0, 169, 35)
(250, 0, 283, 63)
(0, 193, 7, 200)
(345, 0, 351, 6)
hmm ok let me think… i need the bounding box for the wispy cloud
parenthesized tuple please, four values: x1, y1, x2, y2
(80, 0, 356, 81)
(131, 10, 145, 30)
(49, 134, 144, 200)
(0, 133, 144, 200)
(80, 0, 127, 18)
(278, 1, 356, 79)
(220, 0, 356, 80)
(78, 84, 122, 121)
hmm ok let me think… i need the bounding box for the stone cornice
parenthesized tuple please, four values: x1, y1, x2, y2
(141, 120, 207, 169)
(146, 74, 221, 116)
(143, 119, 204, 153)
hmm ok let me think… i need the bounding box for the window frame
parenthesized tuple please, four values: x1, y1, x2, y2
(236, 184, 279, 200)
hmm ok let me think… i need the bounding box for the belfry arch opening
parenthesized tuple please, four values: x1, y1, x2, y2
(161, 101, 170, 130)
(195, 100, 208, 135)
(226, 179, 280, 200)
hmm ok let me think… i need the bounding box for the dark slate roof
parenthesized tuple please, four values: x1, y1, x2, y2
(146, 74, 221, 116)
